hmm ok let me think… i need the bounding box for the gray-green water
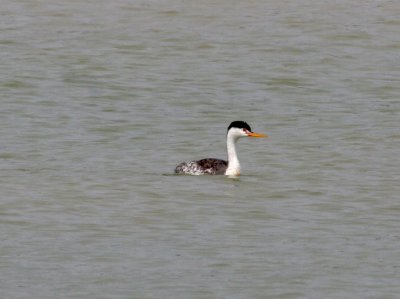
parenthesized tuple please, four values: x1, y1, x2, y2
(1, 1, 400, 298)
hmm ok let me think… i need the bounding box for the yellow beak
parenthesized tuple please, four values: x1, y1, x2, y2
(247, 132, 268, 138)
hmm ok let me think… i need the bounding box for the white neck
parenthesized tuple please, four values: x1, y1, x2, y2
(225, 131, 241, 176)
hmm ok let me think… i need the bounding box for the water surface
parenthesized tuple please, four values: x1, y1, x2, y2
(1, 0, 400, 298)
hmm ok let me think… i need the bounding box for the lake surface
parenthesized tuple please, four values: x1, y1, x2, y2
(1, 0, 399, 298)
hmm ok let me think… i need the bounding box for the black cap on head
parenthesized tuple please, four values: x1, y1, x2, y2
(227, 121, 252, 133)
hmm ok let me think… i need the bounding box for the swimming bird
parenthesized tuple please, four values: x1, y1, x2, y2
(175, 121, 267, 176)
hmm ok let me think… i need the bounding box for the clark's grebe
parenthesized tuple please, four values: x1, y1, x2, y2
(175, 121, 267, 176)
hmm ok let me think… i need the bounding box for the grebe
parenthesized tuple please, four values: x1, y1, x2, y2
(175, 121, 267, 176)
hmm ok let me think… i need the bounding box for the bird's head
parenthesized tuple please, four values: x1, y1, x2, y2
(227, 121, 267, 139)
